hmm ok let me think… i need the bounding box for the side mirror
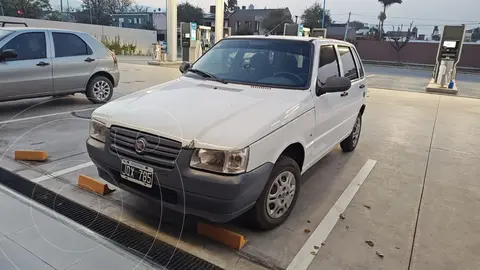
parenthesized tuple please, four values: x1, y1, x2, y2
(316, 77, 351, 96)
(179, 61, 190, 74)
(0, 49, 18, 61)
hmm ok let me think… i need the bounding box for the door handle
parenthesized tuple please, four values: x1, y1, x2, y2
(359, 84, 366, 89)
(84, 57, 95, 62)
(340, 91, 349, 97)
(36, 61, 50, 67)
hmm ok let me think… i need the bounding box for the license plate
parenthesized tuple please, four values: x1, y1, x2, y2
(120, 159, 154, 188)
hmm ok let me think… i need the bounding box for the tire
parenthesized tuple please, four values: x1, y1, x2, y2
(340, 114, 362, 152)
(249, 156, 301, 230)
(86, 76, 114, 104)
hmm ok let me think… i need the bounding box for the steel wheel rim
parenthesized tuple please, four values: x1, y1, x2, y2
(352, 117, 361, 145)
(93, 80, 111, 101)
(266, 171, 296, 219)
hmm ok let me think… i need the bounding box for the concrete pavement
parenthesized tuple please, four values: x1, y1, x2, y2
(306, 89, 480, 270)
(365, 65, 480, 99)
(0, 185, 154, 270)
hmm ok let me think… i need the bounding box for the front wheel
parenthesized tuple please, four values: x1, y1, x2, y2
(86, 76, 113, 104)
(340, 114, 362, 152)
(249, 156, 301, 230)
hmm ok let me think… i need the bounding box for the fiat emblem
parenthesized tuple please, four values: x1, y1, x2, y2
(134, 137, 147, 154)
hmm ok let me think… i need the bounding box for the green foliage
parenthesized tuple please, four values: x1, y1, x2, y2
(1, 0, 52, 19)
(227, 0, 238, 12)
(472, 27, 480, 42)
(101, 35, 137, 55)
(377, 0, 402, 39)
(177, 3, 204, 25)
(80, 0, 133, 25)
(262, 9, 293, 35)
(301, 3, 331, 29)
(350, 21, 366, 31)
(378, 0, 403, 8)
(43, 10, 65, 21)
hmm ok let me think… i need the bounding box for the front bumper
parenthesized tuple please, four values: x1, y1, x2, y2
(86, 137, 273, 223)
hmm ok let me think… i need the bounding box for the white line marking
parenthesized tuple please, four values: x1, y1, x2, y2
(286, 159, 377, 270)
(31, 162, 94, 183)
(0, 108, 95, 125)
(366, 74, 376, 78)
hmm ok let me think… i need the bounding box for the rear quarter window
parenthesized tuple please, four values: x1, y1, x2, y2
(351, 47, 365, 78)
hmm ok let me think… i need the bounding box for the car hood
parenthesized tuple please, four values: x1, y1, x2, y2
(92, 77, 313, 150)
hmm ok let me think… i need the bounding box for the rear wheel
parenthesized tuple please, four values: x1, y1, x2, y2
(249, 156, 301, 230)
(340, 114, 362, 152)
(86, 76, 113, 104)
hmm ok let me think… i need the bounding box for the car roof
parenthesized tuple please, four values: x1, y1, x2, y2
(224, 35, 354, 46)
(1, 27, 87, 35)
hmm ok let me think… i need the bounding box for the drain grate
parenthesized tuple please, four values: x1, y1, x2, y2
(0, 167, 223, 270)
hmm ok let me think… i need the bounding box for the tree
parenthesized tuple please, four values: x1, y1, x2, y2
(389, 22, 414, 62)
(378, 0, 402, 39)
(177, 2, 204, 25)
(129, 4, 148, 12)
(44, 10, 65, 21)
(105, 0, 133, 14)
(227, 0, 238, 12)
(262, 9, 292, 35)
(350, 20, 365, 31)
(1, 0, 52, 19)
(301, 3, 331, 29)
(377, 11, 386, 39)
(472, 27, 480, 42)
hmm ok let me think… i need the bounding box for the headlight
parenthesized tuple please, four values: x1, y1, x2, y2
(190, 148, 249, 174)
(89, 119, 107, 142)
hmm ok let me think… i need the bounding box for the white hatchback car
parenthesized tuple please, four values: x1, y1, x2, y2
(86, 36, 367, 230)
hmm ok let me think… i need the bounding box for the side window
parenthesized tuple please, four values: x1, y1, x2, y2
(318, 45, 340, 84)
(351, 48, 365, 78)
(53, 33, 92, 58)
(0, 32, 46, 61)
(338, 46, 359, 80)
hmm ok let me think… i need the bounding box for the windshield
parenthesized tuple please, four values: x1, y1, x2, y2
(0, 30, 13, 42)
(187, 38, 313, 89)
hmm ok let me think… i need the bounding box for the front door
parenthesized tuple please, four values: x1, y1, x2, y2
(311, 44, 345, 159)
(51, 32, 98, 94)
(0, 31, 53, 100)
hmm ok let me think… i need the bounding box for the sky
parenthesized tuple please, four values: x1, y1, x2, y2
(54, 0, 480, 35)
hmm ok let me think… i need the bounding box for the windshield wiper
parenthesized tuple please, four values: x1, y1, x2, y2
(188, 69, 228, 84)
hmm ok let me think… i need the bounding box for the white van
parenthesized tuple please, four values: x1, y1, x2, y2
(86, 36, 367, 230)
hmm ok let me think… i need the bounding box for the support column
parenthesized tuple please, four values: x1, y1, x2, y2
(215, 0, 224, 44)
(167, 0, 177, 61)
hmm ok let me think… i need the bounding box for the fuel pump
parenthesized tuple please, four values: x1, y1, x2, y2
(198, 25, 212, 54)
(426, 25, 466, 94)
(283, 23, 301, 36)
(311, 28, 327, 38)
(223, 27, 232, 38)
(180, 22, 198, 63)
(303, 27, 311, 37)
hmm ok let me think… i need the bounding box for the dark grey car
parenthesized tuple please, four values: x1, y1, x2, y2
(0, 28, 120, 103)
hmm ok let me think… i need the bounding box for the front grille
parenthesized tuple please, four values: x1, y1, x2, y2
(109, 126, 182, 171)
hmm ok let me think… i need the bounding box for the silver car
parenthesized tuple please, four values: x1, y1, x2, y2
(0, 27, 120, 103)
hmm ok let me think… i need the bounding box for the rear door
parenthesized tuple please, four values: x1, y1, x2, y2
(336, 45, 364, 136)
(50, 31, 98, 94)
(312, 44, 344, 158)
(0, 31, 53, 99)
